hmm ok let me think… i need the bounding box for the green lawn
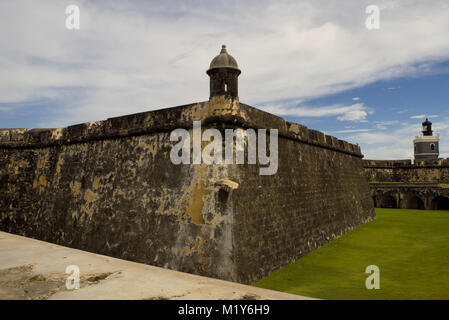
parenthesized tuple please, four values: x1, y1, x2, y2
(253, 208, 449, 299)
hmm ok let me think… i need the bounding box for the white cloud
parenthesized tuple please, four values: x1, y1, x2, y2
(332, 128, 374, 134)
(337, 105, 372, 121)
(262, 102, 373, 122)
(0, 0, 449, 128)
(342, 120, 449, 159)
(374, 120, 400, 130)
(0, 106, 12, 112)
(352, 97, 360, 101)
(410, 114, 438, 119)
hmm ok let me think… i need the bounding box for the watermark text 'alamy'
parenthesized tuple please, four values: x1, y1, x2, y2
(170, 121, 278, 175)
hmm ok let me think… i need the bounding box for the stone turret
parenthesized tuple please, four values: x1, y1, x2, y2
(206, 45, 241, 100)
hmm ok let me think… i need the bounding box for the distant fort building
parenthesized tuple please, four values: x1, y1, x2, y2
(413, 118, 439, 162)
(364, 118, 449, 210)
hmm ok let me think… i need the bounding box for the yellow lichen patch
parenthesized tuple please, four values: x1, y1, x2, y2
(36, 157, 48, 170)
(144, 114, 153, 123)
(70, 181, 82, 196)
(183, 103, 206, 120)
(193, 237, 201, 251)
(138, 139, 158, 160)
(86, 121, 101, 129)
(84, 189, 99, 203)
(83, 189, 100, 218)
(119, 129, 129, 136)
(181, 166, 212, 225)
(50, 128, 63, 140)
(38, 175, 47, 187)
(209, 96, 246, 119)
(137, 157, 145, 167)
(92, 178, 100, 190)
(183, 237, 201, 255)
(155, 190, 182, 217)
(184, 98, 246, 123)
(55, 156, 64, 174)
(17, 160, 29, 168)
(0, 130, 9, 141)
(289, 123, 300, 135)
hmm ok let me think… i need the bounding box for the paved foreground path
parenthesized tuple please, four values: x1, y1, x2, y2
(0, 232, 311, 300)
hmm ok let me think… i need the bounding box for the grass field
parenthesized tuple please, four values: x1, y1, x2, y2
(253, 208, 449, 299)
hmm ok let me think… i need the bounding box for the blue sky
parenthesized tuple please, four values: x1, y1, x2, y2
(1, 0, 449, 159)
(275, 61, 449, 159)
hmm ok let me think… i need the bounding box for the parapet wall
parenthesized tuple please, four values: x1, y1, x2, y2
(0, 102, 362, 157)
(0, 97, 374, 284)
(363, 159, 449, 183)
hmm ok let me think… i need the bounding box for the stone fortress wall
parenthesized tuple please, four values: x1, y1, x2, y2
(363, 159, 449, 183)
(363, 159, 449, 210)
(0, 97, 375, 284)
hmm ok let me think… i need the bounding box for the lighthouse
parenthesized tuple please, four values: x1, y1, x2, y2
(413, 118, 440, 162)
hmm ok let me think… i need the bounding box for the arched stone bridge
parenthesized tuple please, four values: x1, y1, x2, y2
(370, 184, 449, 210)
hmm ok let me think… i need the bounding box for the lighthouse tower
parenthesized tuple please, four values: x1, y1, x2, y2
(413, 118, 440, 162)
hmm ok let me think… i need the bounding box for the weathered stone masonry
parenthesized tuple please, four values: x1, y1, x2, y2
(363, 159, 449, 210)
(364, 159, 449, 183)
(0, 97, 375, 284)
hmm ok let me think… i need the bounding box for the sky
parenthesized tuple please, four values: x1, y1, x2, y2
(1, 0, 449, 160)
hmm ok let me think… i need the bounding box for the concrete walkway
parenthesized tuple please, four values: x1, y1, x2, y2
(0, 232, 311, 300)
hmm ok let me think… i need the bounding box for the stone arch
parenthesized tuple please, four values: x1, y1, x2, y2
(430, 196, 449, 210)
(372, 196, 377, 207)
(377, 193, 397, 208)
(406, 195, 425, 210)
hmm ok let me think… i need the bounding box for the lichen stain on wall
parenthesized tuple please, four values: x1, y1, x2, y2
(70, 181, 82, 196)
(138, 138, 158, 161)
(82, 189, 99, 218)
(38, 175, 47, 187)
(13, 159, 29, 175)
(183, 236, 202, 255)
(184, 98, 246, 122)
(181, 166, 212, 225)
(92, 177, 100, 190)
(84, 189, 99, 204)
